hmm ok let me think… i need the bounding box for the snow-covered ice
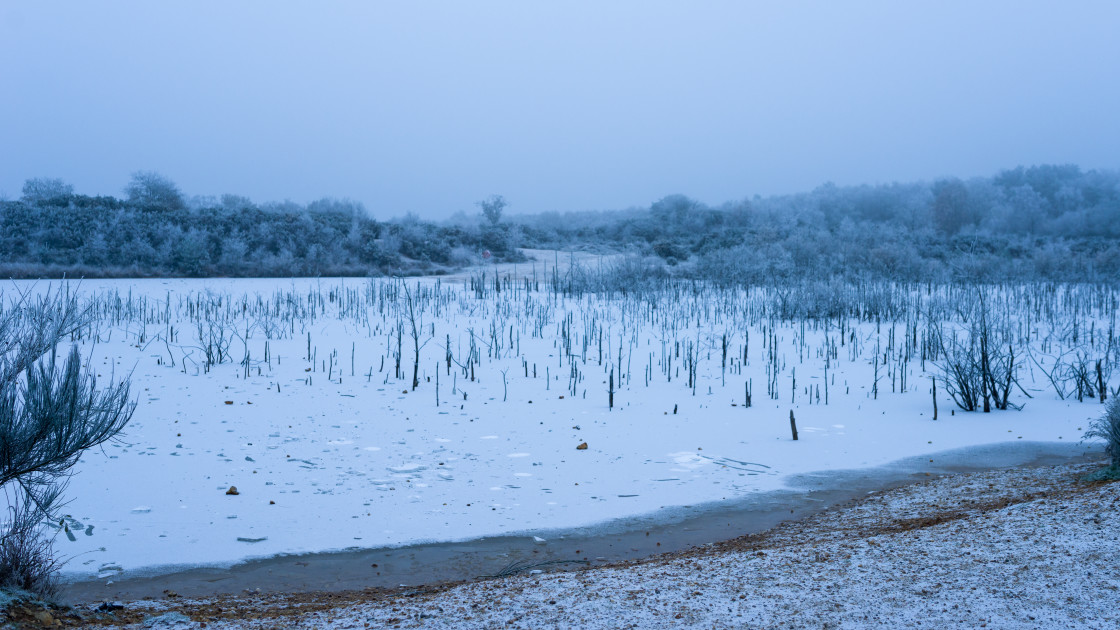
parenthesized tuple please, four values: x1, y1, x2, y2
(8, 276, 1107, 585)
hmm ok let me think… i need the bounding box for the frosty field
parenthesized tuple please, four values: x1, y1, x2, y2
(11, 269, 1114, 587)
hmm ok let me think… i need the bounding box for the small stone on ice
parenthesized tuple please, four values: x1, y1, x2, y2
(226, 486, 240, 495)
(576, 442, 588, 450)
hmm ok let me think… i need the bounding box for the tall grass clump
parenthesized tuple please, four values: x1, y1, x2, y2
(1084, 397, 1120, 481)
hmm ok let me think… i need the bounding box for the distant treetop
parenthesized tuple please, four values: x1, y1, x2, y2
(125, 171, 185, 212)
(478, 194, 507, 226)
(21, 177, 73, 204)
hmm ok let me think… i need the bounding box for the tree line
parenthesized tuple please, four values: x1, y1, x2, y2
(3, 164, 1119, 282)
(1, 173, 523, 278)
(511, 164, 1120, 284)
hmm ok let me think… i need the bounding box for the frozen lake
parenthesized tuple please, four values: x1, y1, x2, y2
(9, 275, 1108, 588)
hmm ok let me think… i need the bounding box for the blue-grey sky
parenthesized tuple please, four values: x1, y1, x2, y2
(2, 1, 1118, 218)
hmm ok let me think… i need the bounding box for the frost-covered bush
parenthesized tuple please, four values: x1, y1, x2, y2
(0, 503, 60, 596)
(0, 289, 135, 595)
(448, 246, 478, 267)
(1084, 397, 1120, 475)
(928, 288, 1023, 413)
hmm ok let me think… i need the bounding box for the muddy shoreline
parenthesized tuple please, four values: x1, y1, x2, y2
(60, 441, 1098, 604)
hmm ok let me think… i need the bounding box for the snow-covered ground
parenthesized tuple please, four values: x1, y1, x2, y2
(6, 272, 1112, 587)
(51, 459, 1120, 629)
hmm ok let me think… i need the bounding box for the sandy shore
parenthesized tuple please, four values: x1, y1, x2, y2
(10, 458, 1118, 629)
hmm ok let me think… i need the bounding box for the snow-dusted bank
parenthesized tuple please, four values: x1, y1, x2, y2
(9, 271, 1113, 589)
(65, 459, 1118, 629)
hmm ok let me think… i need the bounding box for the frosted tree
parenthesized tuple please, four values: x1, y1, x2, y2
(930, 178, 971, 236)
(478, 194, 507, 226)
(125, 171, 185, 212)
(20, 178, 73, 205)
(0, 289, 134, 594)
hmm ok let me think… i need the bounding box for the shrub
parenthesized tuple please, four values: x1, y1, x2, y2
(0, 500, 60, 596)
(0, 289, 135, 596)
(1084, 397, 1120, 477)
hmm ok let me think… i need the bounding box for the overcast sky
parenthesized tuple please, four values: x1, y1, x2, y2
(2, 1, 1118, 219)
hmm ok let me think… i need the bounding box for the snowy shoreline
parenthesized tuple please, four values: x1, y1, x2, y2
(61, 440, 1099, 602)
(50, 456, 1119, 628)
